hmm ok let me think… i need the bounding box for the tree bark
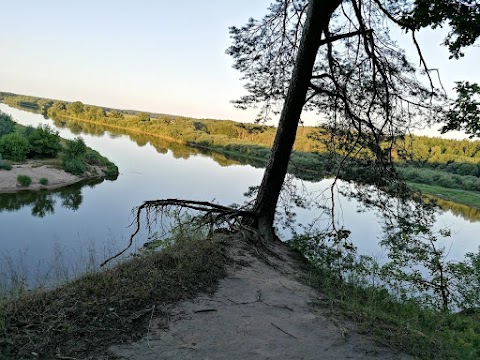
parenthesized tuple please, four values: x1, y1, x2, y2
(253, 0, 342, 241)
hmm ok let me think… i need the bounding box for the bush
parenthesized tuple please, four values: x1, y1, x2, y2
(0, 133, 30, 161)
(26, 125, 61, 158)
(17, 175, 32, 187)
(64, 137, 87, 159)
(0, 112, 15, 137)
(63, 158, 86, 175)
(39, 178, 49, 185)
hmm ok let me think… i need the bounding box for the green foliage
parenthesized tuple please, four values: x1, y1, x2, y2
(0, 133, 30, 161)
(67, 101, 84, 115)
(0, 111, 15, 137)
(63, 157, 86, 176)
(16, 175, 32, 187)
(444, 82, 480, 136)
(82, 149, 118, 180)
(399, 166, 480, 192)
(409, 183, 480, 209)
(0, 104, 118, 180)
(401, 1, 480, 59)
(5, 92, 480, 197)
(39, 178, 49, 186)
(25, 125, 61, 158)
(292, 231, 480, 359)
(63, 137, 87, 159)
(62, 137, 88, 175)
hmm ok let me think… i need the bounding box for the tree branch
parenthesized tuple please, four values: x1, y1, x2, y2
(319, 28, 373, 46)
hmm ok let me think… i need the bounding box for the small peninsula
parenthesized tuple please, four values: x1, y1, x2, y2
(0, 111, 118, 193)
(0, 160, 115, 193)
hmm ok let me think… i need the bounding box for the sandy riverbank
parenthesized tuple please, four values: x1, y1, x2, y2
(0, 161, 97, 193)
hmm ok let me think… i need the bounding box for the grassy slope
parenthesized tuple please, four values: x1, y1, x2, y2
(302, 259, 480, 360)
(408, 182, 480, 209)
(1, 231, 478, 360)
(0, 237, 227, 359)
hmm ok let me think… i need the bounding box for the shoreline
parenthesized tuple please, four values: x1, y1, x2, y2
(0, 161, 108, 193)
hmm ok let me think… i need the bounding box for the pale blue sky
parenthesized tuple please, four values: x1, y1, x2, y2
(0, 1, 478, 132)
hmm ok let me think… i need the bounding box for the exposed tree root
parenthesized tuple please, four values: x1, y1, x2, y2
(101, 199, 254, 266)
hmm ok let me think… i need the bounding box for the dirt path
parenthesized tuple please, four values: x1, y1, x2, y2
(109, 239, 412, 360)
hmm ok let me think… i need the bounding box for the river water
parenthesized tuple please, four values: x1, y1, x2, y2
(0, 104, 479, 288)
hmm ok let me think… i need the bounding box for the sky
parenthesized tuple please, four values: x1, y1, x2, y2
(0, 1, 479, 135)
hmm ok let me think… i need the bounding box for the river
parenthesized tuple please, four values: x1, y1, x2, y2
(0, 104, 479, 289)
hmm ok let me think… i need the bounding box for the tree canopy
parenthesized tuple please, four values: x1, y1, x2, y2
(227, 0, 480, 239)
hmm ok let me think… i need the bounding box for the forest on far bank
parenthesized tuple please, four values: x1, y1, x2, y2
(2, 92, 480, 205)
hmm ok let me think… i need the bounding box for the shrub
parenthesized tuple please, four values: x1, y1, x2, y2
(26, 125, 61, 158)
(17, 175, 32, 187)
(0, 133, 30, 161)
(39, 178, 49, 185)
(63, 137, 87, 159)
(63, 158, 86, 175)
(0, 111, 15, 137)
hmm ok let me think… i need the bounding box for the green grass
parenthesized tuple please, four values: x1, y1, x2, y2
(408, 182, 480, 209)
(296, 248, 480, 360)
(0, 235, 227, 359)
(291, 239, 480, 360)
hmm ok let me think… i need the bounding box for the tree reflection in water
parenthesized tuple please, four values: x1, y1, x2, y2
(0, 178, 103, 217)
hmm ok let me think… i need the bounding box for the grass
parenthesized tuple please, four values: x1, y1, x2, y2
(39, 177, 48, 185)
(0, 236, 227, 359)
(297, 248, 480, 359)
(408, 182, 480, 209)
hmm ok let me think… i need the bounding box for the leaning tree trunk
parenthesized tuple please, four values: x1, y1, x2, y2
(253, 0, 341, 241)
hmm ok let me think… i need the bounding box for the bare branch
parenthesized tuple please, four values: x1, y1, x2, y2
(319, 28, 374, 46)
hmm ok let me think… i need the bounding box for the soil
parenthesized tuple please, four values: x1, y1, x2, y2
(108, 238, 412, 360)
(0, 160, 105, 193)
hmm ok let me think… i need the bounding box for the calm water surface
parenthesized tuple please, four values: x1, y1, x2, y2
(0, 104, 478, 285)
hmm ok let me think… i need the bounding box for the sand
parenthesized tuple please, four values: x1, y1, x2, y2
(0, 161, 86, 193)
(109, 238, 412, 360)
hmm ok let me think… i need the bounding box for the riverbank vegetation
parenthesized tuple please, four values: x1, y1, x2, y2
(1, 217, 478, 359)
(0, 110, 118, 182)
(0, 232, 227, 359)
(1, 98, 479, 358)
(2, 93, 480, 208)
(296, 238, 480, 359)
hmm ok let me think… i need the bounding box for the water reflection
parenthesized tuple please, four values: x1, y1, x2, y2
(434, 197, 480, 223)
(43, 114, 330, 182)
(1, 102, 480, 291)
(0, 179, 103, 217)
(47, 115, 251, 165)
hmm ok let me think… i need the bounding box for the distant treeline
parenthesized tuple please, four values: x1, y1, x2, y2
(3, 92, 480, 206)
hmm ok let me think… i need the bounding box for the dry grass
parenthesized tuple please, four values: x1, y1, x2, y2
(0, 236, 227, 359)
